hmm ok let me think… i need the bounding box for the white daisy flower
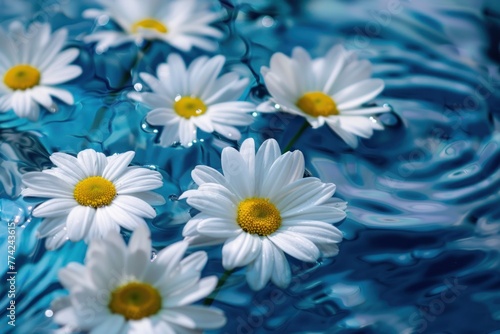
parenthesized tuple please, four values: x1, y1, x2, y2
(83, 0, 224, 52)
(55, 224, 226, 333)
(180, 138, 347, 290)
(0, 22, 82, 121)
(128, 53, 255, 147)
(257, 44, 390, 148)
(22, 149, 165, 249)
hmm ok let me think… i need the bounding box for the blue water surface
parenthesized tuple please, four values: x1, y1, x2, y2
(1, 0, 500, 333)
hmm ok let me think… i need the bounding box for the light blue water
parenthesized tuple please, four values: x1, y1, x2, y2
(1, 0, 500, 333)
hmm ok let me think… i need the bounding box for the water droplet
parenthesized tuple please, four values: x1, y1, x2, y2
(143, 164, 158, 171)
(169, 194, 179, 201)
(97, 15, 109, 26)
(151, 250, 157, 261)
(141, 116, 158, 133)
(45, 309, 53, 318)
(262, 16, 275, 27)
(134, 83, 143, 91)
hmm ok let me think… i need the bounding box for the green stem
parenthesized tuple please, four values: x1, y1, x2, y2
(203, 269, 234, 306)
(282, 120, 310, 153)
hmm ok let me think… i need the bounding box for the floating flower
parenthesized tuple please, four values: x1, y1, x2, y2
(257, 45, 390, 148)
(22, 149, 164, 249)
(0, 22, 82, 121)
(54, 224, 226, 333)
(83, 0, 224, 52)
(180, 138, 346, 290)
(128, 53, 255, 147)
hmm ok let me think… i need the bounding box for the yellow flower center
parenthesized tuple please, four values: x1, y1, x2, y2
(131, 18, 168, 34)
(108, 282, 162, 320)
(296, 91, 339, 117)
(173, 96, 208, 119)
(73, 176, 117, 208)
(237, 198, 281, 236)
(3, 64, 41, 90)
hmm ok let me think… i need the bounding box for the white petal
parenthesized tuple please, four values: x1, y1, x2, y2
(164, 276, 218, 307)
(50, 152, 87, 181)
(183, 234, 226, 247)
(139, 72, 170, 96)
(180, 251, 208, 273)
(337, 116, 383, 138)
(22, 172, 73, 198)
(334, 79, 384, 110)
(37, 216, 66, 238)
(163, 306, 226, 329)
(103, 203, 145, 231)
(221, 146, 252, 199)
(270, 246, 291, 288)
(89, 314, 125, 334)
(58, 262, 88, 289)
(86, 233, 126, 287)
(274, 178, 336, 214)
(319, 45, 349, 92)
(146, 108, 176, 125)
(329, 59, 372, 94)
(268, 52, 302, 98)
(238, 138, 256, 187)
(102, 151, 135, 181)
(39, 86, 74, 105)
(268, 231, 320, 262)
(66, 205, 95, 241)
(212, 123, 242, 141)
(77, 149, 107, 176)
(197, 217, 240, 238)
(42, 65, 82, 85)
(154, 241, 188, 278)
(281, 204, 346, 223)
(158, 123, 181, 147)
(112, 195, 156, 218)
(191, 165, 226, 186)
(167, 53, 188, 96)
(88, 206, 120, 240)
(191, 55, 225, 97)
(30, 88, 54, 110)
(222, 232, 262, 270)
(261, 151, 304, 198)
(182, 191, 236, 219)
(255, 138, 281, 192)
(125, 223, 152, 279)
(33, 198, 76, 218)
(114, 168, 163, 193)
(280, 221, 343, 243)
(11, 91, 32, 119)
(45, 232, 69, 250)
(326, 122, 359, 148)
(128, 318, 155, 334)
(317, 242, 340, 257)
(178, 119, 197, 146)
(246, 238, 274, 290)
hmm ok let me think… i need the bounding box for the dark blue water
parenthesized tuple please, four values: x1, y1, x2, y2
(1, 0, 500, 333)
